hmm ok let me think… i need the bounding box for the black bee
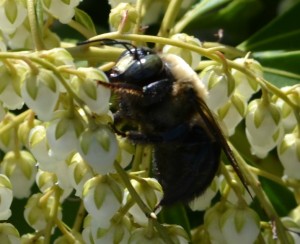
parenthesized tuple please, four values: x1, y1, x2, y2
(78, 39, 250, 206)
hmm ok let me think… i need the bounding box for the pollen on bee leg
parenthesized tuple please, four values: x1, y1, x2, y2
(97, 80, 143, 97)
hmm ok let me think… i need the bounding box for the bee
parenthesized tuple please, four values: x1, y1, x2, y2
(78, 38, 250, 206)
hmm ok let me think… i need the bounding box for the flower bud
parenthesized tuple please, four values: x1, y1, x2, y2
(128, 227, 165, 244)
(24, 193, 62, 231)
(245, 99, 283, 158)
(21, 233, 44, 243)
(1, 150, 37, 199)
(109, 3, 138, 33)
(0, 174, 13, 220)
(0, 223, 20, 243)
(78, 126, 118, 174)
(38, 48, 74, 67)
(220, 205, 260, 244)
(200, 65, 235, 112)
(21, 69, 60, 121)
(123, 178, 162, 225)
(162, 33, 201, 69)
(277, 131, 300, 179)
(232, 58, 263, 100)
(83, 175, 123, 228)
(71, 68, 111, 115)
(0, 113, 19, 152)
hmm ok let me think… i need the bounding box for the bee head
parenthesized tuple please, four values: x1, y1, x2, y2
(110, 47, 164, 85)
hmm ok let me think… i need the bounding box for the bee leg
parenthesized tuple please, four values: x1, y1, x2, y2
(115, 123, 189, 144)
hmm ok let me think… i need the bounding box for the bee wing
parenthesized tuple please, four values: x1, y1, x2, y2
(194, 96, 253, 198)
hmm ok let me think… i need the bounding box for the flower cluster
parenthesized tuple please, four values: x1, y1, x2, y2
(0, 0, 299, 243)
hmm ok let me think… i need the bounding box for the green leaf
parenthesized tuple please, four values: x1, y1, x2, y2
(74, 8, 97, 36)
(254, 50, 300, 75)
(174, 0, 232, 32)
(238, 2, 300, 51)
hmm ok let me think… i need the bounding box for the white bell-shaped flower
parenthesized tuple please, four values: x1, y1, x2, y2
(42, 0, 81, 24)
(220, 205, 260, 244)
(277, 131, 300, 179)
(217, 92, 247, 136)
(83, 175, 123, 228)
(46, 110, 84, 161)
(232, 58, 263, 101)
(78, 126, 118, 175)
(245, 99, 283, 158)
(71, 68, 111, 115)
(204, 202, 228, 243)
(200, 65, 235, 112)
(0, 150, 37, 199)
(21, 69, 60, 121)
(0, 62, 25, 110)
(273, 85, 299, 133)
(162, 33, 201, 69)
(28, 125, 61, 172)
(0, 174, 13, 220)
(0, 0, 27, 33)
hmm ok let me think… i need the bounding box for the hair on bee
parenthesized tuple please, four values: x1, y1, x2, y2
(78, 38, 252, 206)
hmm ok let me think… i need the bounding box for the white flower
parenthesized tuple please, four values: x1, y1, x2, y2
(220, 205, 260, 244)
(1, 150, 37, 199)
(71, 68, 111, 115)
(0, 0, 27, 34)
(78, 126, 118, 175)
(200, 65, 235, 112)
(204, 202, 228, 243)
(0, 62, 24, 110)
(21, 68, 60, 121)
(28, 125, 61, 172)
(42, 0, 81, 24)
(0, 174, 13, 220)
(46, 111, 84, 160)
(163, 33, 201, 69)
(217, 92, 247, 136)
(232, 58, 263, 101)
(277, 132, 300, 179)
(245, 99, 283, 158)
(83, 175, 123, 228)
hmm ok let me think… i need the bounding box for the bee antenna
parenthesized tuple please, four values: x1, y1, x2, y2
(77, 38, 139, 59)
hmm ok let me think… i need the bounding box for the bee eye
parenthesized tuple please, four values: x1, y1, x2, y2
(110, 50, 164, 84)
